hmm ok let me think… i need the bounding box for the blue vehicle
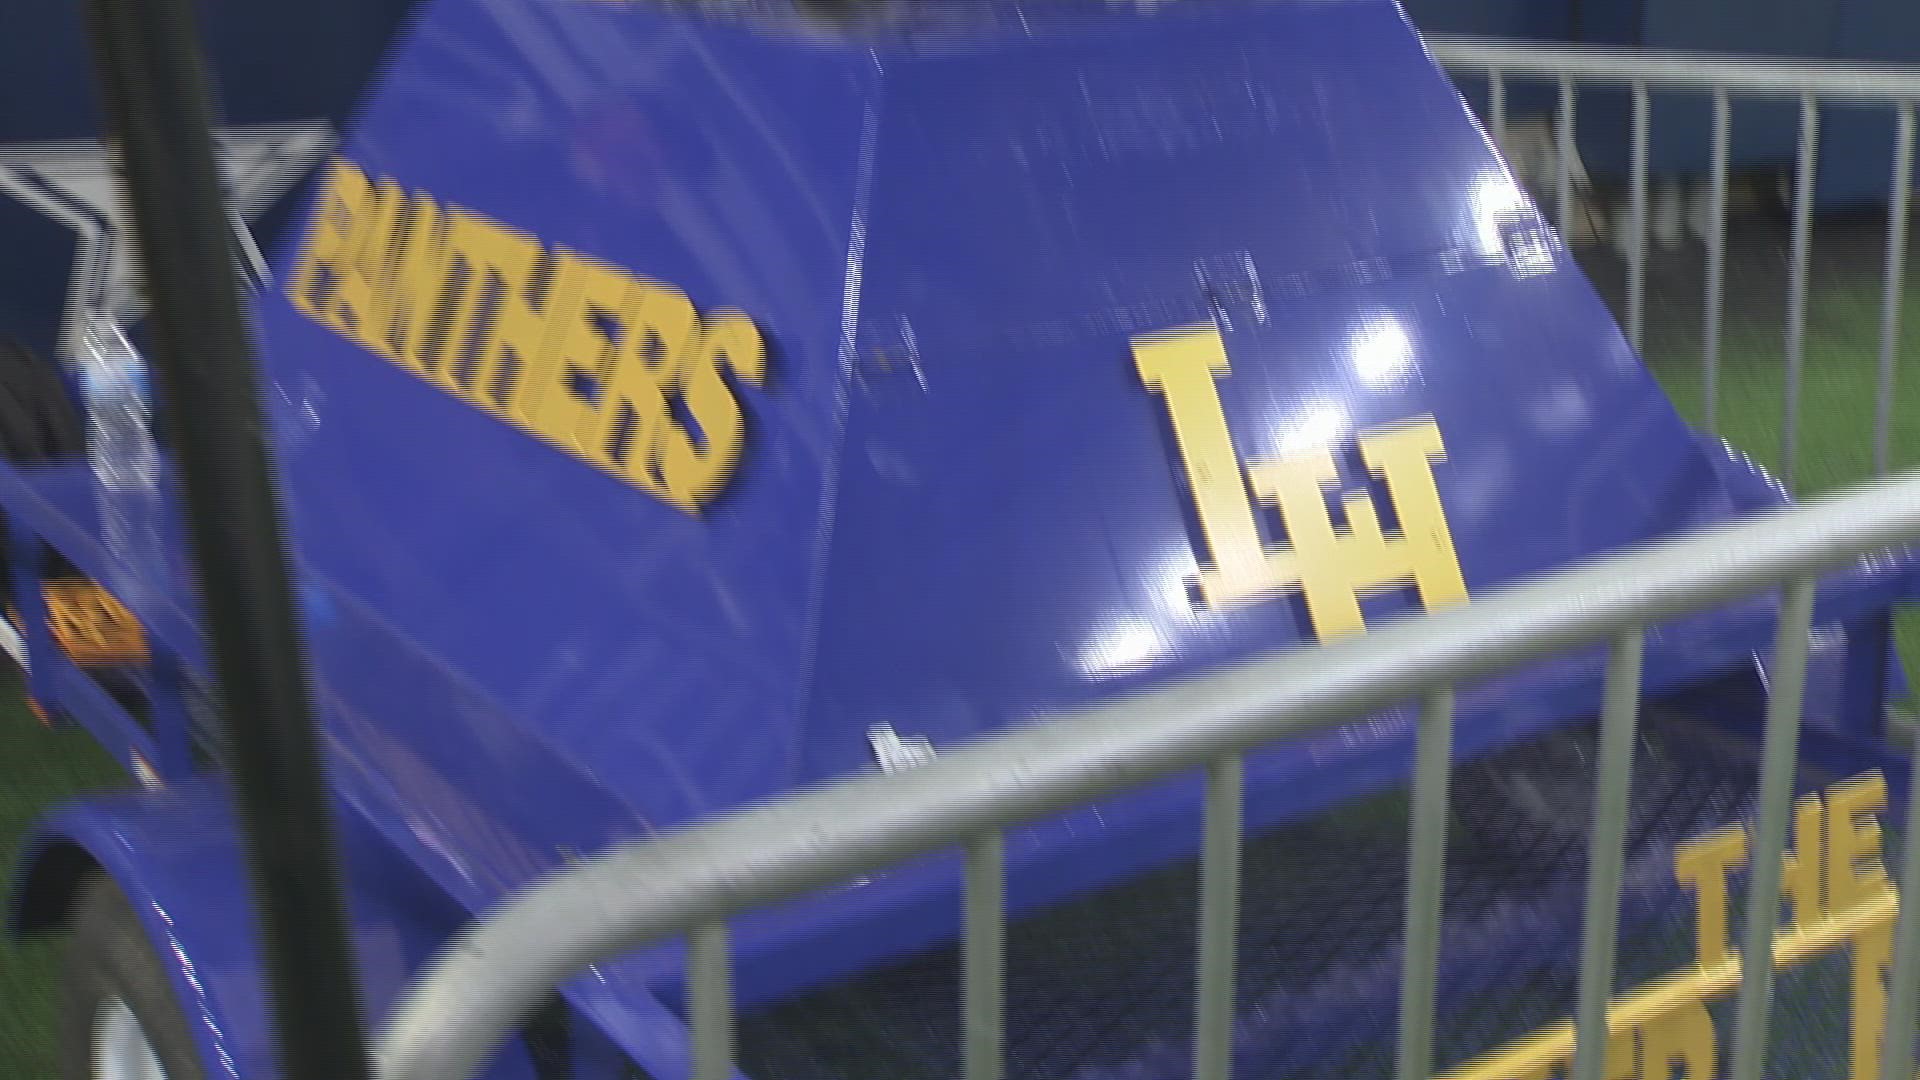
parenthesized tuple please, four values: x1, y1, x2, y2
(5, 1, 1915, 1077)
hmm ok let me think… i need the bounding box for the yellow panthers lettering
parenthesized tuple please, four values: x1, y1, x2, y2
(1135, 324, 1467, 639)
(288, 159, 765, 514)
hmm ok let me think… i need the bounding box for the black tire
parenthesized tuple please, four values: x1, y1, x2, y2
(60, 875, 206, 1080)
(0, 337, 84, 463)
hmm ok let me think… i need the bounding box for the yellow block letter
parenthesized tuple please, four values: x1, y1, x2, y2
(1638, 1000, 1716, 1080)
(287, 159, 374, 332)
(1134, 327, 1273, 605)
(1675, 827, 1747, 968)
(1827, 774, 1891, 914)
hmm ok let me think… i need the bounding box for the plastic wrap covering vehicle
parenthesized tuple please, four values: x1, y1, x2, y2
(5, 1, 1915, 1077)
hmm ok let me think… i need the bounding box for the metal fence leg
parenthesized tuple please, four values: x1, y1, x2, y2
(1727, 577, 1817, 1080)
(1557, 77, 1578, 239)
(1195, 756, 1244, 1080)
(690, 922, 734, 1080)
(1489, 72, 1507, 150)
(1783, 97, 1820, 494)
(1703, 90, 1732, 436)
(1627, 82, 1650, 353)
(1876, 101, 1915, 476)
(1881, 733, 1920, 1080)
(1395, 689, 1457, 1080)
(1569, 631, 1646, 1080)
(964, 833, 1006, 1080)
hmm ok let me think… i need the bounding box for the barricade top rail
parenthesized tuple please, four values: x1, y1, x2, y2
(1427, 36, 1920, 98)
(377, 469, 1920, 1080)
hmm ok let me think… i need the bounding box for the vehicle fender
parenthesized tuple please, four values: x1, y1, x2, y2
(10, 778, 269, 1079)
(10, 775, 508, 1079)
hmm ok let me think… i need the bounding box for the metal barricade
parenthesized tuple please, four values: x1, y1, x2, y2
(1426, 38, 1920, 490)
(375, 469, 1920, 1080)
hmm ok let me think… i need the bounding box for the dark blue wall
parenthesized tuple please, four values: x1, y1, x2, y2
(4, 0, 1919, 355)
(1404, 0, 1920, 209)
(0, 1, 418, 353)
(1398, 0, 1573, 40)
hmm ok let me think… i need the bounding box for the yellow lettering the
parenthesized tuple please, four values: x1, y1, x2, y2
(1637, 1000, 1715, 1080)
(1674, 827, 1747, 968)
(1826, 774, 1891, 914)
(644, 310, 764, 512)
(1781, 793, 1827, 930)
(1133, 327, 1272, 604)
(1849, 914, 1893, 1080)
(287, 160, 374, 331)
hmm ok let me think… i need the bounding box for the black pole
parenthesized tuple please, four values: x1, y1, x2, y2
(78, 1, 372, 1078)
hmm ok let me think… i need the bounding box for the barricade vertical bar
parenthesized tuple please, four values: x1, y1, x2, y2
(690, 922, 734, 1080)
(1727, 576, 1817, 1080)
(1489, 71, 1507, 149)
(1783, 96, 1820, 494)
(1881, 730, 1920, 1080)
(1567, 629, 1646, 1080)
(1195, 755, 1244, 1080)
(1627, 81, 1651, 352)
(1558, 76, 1577, 238)
(963, 833, 1006, 1080)
(1394, 689, 1457, 1080)
(1704, 89, 1732, 435)
(1876, 101, 1914, 475)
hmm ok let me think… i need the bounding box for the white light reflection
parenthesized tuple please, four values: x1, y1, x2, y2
(1470, 172, 1556, 277)
(1075, 618, 1169, 679)
(1350, 318, 1414, 386)
(1470, 174, 1527, 257)
(1142, 548, 1201, 613)
(1275, 403, 1350, 458)
(1074, 549, 1205, 680)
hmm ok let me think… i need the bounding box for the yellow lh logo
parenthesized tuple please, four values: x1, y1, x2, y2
(1134, 324, 1467, 640)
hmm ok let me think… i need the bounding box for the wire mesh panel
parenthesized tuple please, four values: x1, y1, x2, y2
(730, 707, 1882, 1080)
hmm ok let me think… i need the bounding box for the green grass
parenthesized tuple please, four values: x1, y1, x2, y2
(0, 680, 126, 1076)
(1633, 268, 1920, 672)
(1640, 284, 1920, 492)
